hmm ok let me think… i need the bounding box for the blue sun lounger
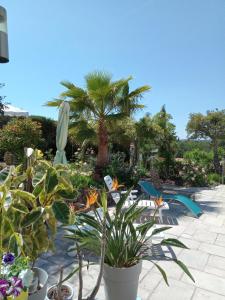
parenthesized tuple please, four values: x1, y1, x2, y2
(138, 180, 203, 218)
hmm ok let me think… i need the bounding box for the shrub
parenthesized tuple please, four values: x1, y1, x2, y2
(105, 152, 133, 186)
(70, 172, 97, 190)
(155, 159, 177, 180)
(183, 149, 213, 171)
(179, 161, 208, 187)
(104, 152, 149, 187)
(0, 118, 43, 161)
(30, 115, 57, 154)
(0, 115, 11, 128)
(207, 173, 221, 185)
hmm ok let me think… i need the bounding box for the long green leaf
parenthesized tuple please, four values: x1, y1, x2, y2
(151, 226, 172, 237)
(152, 262, 169, 286)
(21, 208, 43, 227)
(10, 190, 35, 202)
(52, 200, 70, 224)
(45, 167, 58, 193)
(161, 238, 189, 249)
(173, 259, 195, 282)
(12, 203, 29, 214)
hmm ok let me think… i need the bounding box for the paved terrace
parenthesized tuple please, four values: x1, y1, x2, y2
(37, 185, 225, 300)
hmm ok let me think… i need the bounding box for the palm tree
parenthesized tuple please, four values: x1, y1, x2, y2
(47, 71, 151, 170)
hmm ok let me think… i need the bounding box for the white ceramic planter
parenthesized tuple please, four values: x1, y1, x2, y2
(46, 283, 74, 300)
(28, 267, 48, 300)
(103, 261, 142, 300)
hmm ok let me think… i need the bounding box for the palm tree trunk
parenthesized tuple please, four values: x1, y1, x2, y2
(96, 118, 108, 167)
(213, 140, 220, 173)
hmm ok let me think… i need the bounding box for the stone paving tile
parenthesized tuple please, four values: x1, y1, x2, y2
(198, 242, 225, 258)
(215, 240, 225, 247)
(140, 260, 154, 281)
(208, 225, 225, 234)
(217, 233, 225, 242)
(160, 243, 184, 257)
(149, 278, 195, 300)
(36, 258, 60, 276)
(178, 249, 209, 271)
(138, 271, 162, 299)
(192, 229, 217, 243)
(207, 255, 225, 271)
(181, 268, 225, 296)
(178, 236, 201, 250)
(166, 224, 187, 236)
(151, 260, 184, 280)
(183, 222, 199, 235)
(193, 288, 225, 300)
(200, 215, 225, 227)
(204, 265, 225, 278)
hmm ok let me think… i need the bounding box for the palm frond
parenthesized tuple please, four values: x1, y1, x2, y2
(85, 71, 112, 92)
(60, 80, 76, 90)
(128, 85, 151, 98)
(44, 98, 63, 107)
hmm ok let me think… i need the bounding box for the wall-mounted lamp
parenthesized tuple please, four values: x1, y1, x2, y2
(0, 6, 9, 63)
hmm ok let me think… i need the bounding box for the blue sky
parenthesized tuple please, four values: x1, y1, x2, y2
(1, 0, 225, 138)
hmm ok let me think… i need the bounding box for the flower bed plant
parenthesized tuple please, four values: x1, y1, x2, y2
(0, 253, 33, 299)
(179, 160, 208, 186)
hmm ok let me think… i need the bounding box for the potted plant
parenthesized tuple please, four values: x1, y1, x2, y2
(71, 190, 195, 300)
(46, 267, 74, 300)
(0, 253, 33, 300)
(65, 189, 107, 300)
(0, 150, 74, 300)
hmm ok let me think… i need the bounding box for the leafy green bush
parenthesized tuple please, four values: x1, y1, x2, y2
(184, 149, 213, 171)
(176, 140, 211, 157)
(69, 173, 97, 190)
(207, 173, 221, 185)
(30, 115, 57, 153)
(0, 118, 43, 161)
(179, 161, 208, 187)
(104, 152, 142, 186)
(155, 159, 177, 180)
(69, 159, 94, 176)
(105, 152, 127, 177)
(0, 115, 11, 128)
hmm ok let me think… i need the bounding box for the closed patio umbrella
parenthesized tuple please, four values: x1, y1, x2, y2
(54, 101, 70, 164)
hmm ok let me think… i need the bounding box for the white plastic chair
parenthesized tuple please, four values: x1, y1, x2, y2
(104, 175, 138, 203)
(104, 175, 169, 223)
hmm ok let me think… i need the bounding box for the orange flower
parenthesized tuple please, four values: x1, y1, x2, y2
(112, 178, 123, 191)
(86, 190, 98, 208)
(155, 196, 163, 207)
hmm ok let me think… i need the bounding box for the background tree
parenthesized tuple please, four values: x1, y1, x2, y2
(108, 117, 136, 154)
(47, 71, 150, 174)
(176, 139, 211, 158)
(135, 113, 160, 168)
(30, 116, 57, 152)
(0, 83, 8, 115)
(30, 115, 78, 159)
(0, 118, 43, 161)
(186, 109, 225, 173)
(152, 105, 178, 178)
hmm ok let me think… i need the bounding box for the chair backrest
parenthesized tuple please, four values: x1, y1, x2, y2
(104, 175, 114, 191)
(138, 180, 160, 197)
(0, 166, 10, 183)
(104, 175, 120, 204)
